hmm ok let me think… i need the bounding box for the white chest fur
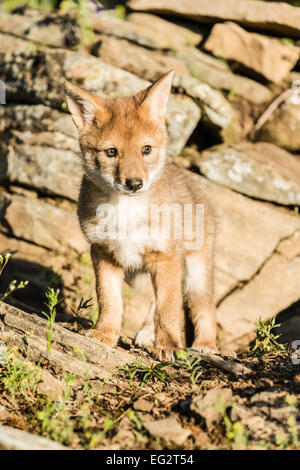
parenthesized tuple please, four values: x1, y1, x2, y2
(86, 194, 168, 271)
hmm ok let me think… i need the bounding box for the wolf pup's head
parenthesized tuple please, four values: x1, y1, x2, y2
(64, 71, 173, 194)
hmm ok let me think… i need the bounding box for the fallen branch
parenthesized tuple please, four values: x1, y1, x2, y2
(252, 80, 300, 137)
(189, 349, 253, 377)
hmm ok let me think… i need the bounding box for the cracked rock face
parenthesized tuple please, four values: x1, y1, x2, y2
(190, 142, 300, 206)
(196, 175, 300, 351)
(0, 50, 200, 157)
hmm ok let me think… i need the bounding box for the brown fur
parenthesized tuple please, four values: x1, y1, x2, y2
(64, 72, 217, 360)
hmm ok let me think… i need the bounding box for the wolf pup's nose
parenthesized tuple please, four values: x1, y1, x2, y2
(125, 178, 143, 192)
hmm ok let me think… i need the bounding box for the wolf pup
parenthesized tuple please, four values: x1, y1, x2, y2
(64, 71, 216, 360)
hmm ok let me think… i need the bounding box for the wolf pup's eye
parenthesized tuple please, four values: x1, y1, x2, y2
(105, 148, 118, 157)
(142, 145, 152, 155)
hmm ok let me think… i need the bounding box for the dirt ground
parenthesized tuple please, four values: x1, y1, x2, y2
(1, 319, 300, 450)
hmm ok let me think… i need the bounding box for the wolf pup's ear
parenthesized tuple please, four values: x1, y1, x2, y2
(64, 81, 100, 131)
(137, 70, 174, 122)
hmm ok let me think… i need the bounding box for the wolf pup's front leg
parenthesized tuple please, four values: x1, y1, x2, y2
(88, 245, 124, 346)
(150, 255, 183, 361)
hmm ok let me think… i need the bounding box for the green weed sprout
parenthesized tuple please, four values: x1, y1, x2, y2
(176, 349, 202, 385)
(41, 288, 61, 354)
(0, 252, 29, 301)
(119, 361, 172, 386)
(251, 316, 287, 357)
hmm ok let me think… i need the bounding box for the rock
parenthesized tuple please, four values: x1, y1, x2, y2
(257, 100, 300, 152)
(0, 33, 33, 54)
(0, 10, 79, 48)
(198, 175, 300, 283)
(0, 425, 69, 450)
(191, 142, 300, 206)
(214, 269, 237, 304)
(204, 22, 300, 85)
(95, 36, 191, 81)
(1, 142, 82, 201)
(0, 405, 9, 423)
(190, 175, 300, 349)
(127, 12, 203, 47)
(94, 36, 242, 142)
(174, 78, 242, 143)
(90, 9, 202, 49)
(174, 46, 272, 105)
(0, 50, 200, 156)
(36, 370, 66, 399)
(143, 417, 191, 445)
(218, 252, 300, 349)
(190, 388, 233, 430)
(277, 231, 300, 261)
(112, 429, 136, 448)
(230, 404, 283, 441)
(95, 26, 271, 105)
(0, 301, 138, 379)
(0, 104, 77, 140)
(128, 0, 300, 38)
(0, 193, 88, 253)
(250, 389, 287, 411)
(134, 398, 153, 413)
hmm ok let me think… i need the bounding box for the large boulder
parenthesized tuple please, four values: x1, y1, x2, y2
(198, 175, 300, 350)
(204, 22, 300, 84)
(0, 49, 200, 156)
(187, 142, 300, 206)
(128, 0, 300, 38)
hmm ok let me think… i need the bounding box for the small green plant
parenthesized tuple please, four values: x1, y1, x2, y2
(0, 252, 29, 301)
(281, 38, 294, 45)
(0, 348, 41, 403)
(127, 408, 144, 432)
(251, 316, 287, 357)
(41, 288, 61, 354)
(176, 349, 202, 385)
(277, 394, 300, 449)
(119, 361, 172, 386)
(214, 395, 248, 449)
(227, 84, 237, 101)
(74, 346, 92, 398)
(113, 4, 126, 20)
(70, 297, 93, 317)
(36, 372, 77, 444)
(0, 252, 11, 277)
(60, 0, 94, 48)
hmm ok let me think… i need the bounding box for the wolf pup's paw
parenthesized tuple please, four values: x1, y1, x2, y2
(191, 342, 218, 355)
(85, 329, 118, 347)
(153, 343, 181, 362)
(134, 325, 155, 349)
